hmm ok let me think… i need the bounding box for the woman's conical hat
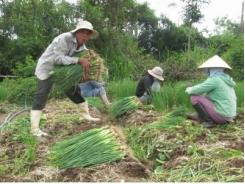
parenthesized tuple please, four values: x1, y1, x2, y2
(198, 55, 232, 69)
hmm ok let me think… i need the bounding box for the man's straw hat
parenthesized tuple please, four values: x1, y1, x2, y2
(71, 20, 98, 39)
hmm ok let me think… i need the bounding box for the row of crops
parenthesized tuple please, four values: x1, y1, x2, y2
(0, 78, 244, 181)
(0, 78, 243, 110)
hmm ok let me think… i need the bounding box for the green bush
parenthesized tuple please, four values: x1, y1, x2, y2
(235, 81, 244, 108)
(12, 55, 36, 78)
(0, 77, 37, 105)
(0, 85, 7, 102)
(162, 47, 214, 81)
(0, 77, 65, 105)
(222, 35, 244, 81)
(1, 116, 38, 176)
(97, 32, 159, 80)
(209, 33, 244, 81)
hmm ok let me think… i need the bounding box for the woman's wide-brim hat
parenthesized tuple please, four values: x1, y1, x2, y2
(198, 55, 232, 69)
(71, 20, 98, 39)
(148, 66, 164, 81)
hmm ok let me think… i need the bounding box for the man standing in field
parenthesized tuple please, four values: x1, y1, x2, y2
(31, 20, 100, 137)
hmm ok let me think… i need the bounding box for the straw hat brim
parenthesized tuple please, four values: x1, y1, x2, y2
(70, 28, 99, 39)
(148, 70, 164, 81)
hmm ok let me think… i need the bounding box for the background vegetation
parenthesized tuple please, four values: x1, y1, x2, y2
(0, 0, 243, 81)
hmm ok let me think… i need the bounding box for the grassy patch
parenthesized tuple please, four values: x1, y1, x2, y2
(235, 81, 244, 108)
(152, 147, 244, 182)
(125, 108, 187, 162)
(125, 108, 244, 182)
(108, 79, 136, 100)
(0, 116, 41, 176)
(0, 85, 7, 102)
(151, 82, 192, 112)
(125, 126, 159, 162)
(87, 97, 105, 110)
(150, 80, 243, 112)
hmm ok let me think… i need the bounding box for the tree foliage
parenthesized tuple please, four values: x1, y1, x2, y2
(0, 0, 243, 81)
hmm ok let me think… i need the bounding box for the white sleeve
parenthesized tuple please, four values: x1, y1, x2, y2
(53, 36, 79, 65)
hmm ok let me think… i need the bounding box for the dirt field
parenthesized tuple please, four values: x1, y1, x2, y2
(0, 99, 244, 182)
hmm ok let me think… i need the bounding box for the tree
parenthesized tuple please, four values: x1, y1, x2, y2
(0, 0, 79, 75)
(209, 17, 244, 80)
(181, 0, 209, 61)
(78, 0, 159, 79)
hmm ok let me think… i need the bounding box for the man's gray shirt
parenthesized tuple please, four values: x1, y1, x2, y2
(35, 32, 86, 80)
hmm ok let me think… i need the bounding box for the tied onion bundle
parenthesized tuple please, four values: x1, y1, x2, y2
(52, 49, 108, 91)
(74, 49, 109, 82)
(52, 64, 83, 91)
(145, 107, 186, 130)
(49, 128, 124, 169)
(109, 96, 142, 119)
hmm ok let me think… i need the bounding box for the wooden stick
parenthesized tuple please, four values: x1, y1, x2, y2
(0, 75, 18, 78)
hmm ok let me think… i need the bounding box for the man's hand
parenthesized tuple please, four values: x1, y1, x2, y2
(79, 58, 90, 80)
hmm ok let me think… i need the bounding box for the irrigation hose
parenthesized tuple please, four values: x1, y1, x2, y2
(0, 108, 30, 130)
(0, 78, 34, 130)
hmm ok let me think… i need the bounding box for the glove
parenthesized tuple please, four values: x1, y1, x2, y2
(185, 87, 192, 94)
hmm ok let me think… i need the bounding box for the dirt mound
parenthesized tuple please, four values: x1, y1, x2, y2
(225, 139, 244, 151)
(58, 156, 148, 182)
(0, 112, 6, 123)
(117, 109, 161, 127)
(226, 157, 244, 168)
(164, 156, 190, 169)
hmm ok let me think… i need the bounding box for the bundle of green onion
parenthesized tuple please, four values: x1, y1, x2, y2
(166, 106, 186, 118)
(74, 49, 108, 82)
(109, 96, 142, 119)
(52, 49, 108, 91)
(146, 116, 185, 130)
(52, 64, 83, 91)
(145, 107, 186, 130)
(49, 128, 124, 169)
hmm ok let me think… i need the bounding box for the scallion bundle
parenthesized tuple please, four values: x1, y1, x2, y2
(145, 116, 185, 130)
(52, 64, 83, 91)
(52, 49, 108, 91)
(145, 107, 186, 130)
(49, 128, 124, 169)
(109, 96, 142, 119)
(74, 49, 108, 82)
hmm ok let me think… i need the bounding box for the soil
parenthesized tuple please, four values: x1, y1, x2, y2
(163, 156, 190, 169)
(225, 139, 244, 151)
(0, 99, 244, 182)
(117, 109, 161, 127)
(226, 157, 244, 168)
(0, 99, 151, 182)
(0, 112, 6, 123)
